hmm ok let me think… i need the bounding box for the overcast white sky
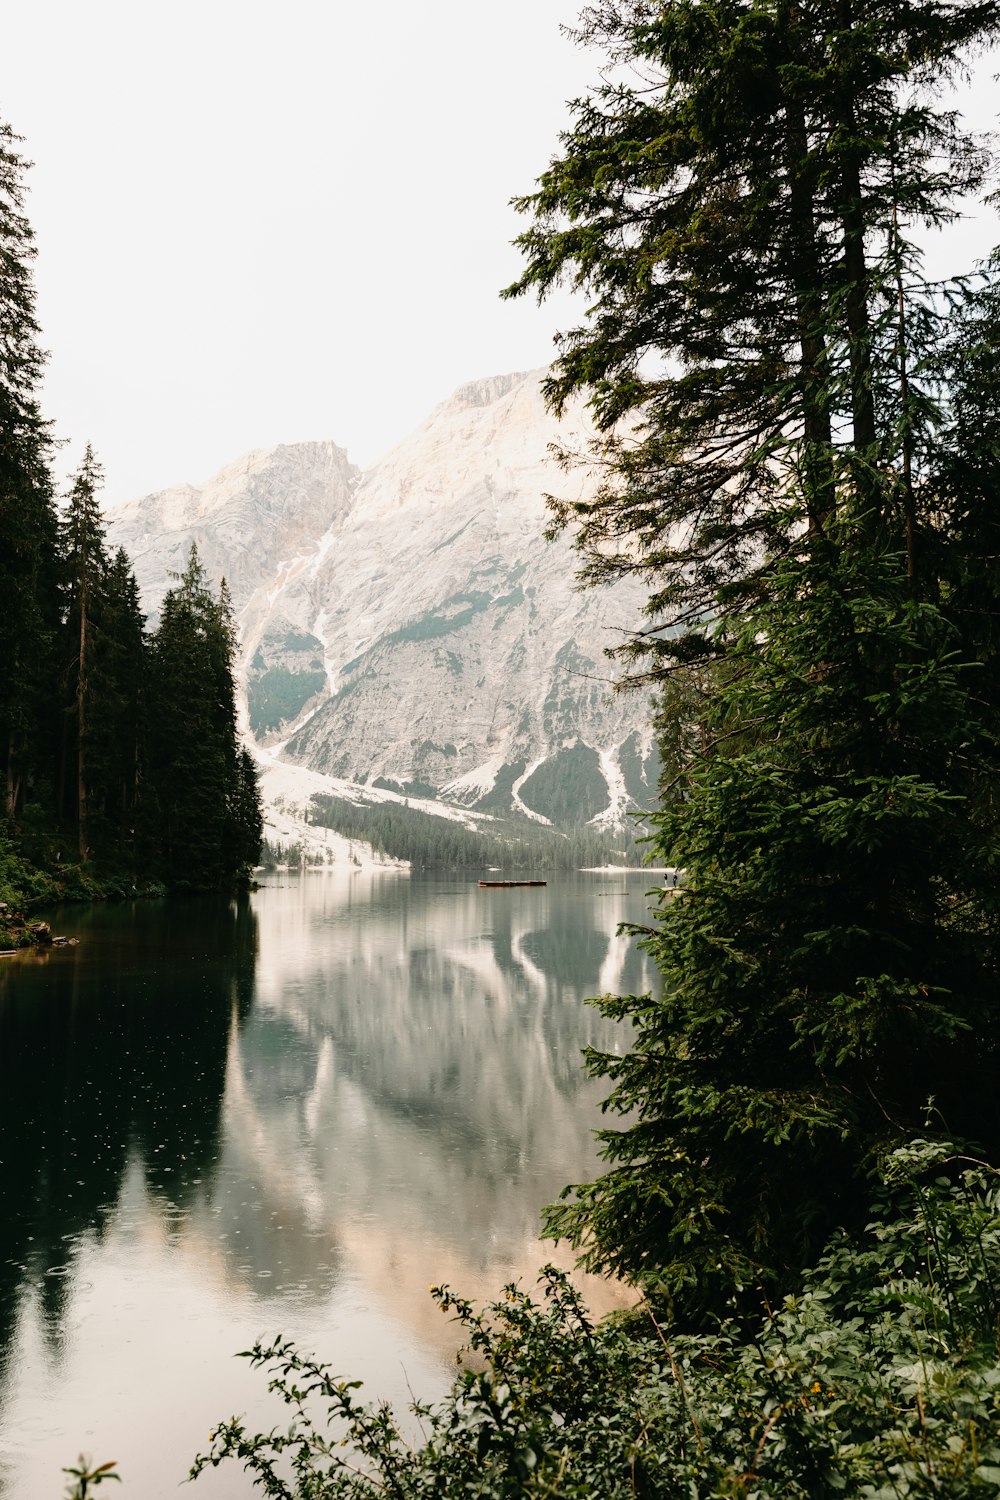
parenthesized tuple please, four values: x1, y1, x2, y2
(2, 2, 998, 507)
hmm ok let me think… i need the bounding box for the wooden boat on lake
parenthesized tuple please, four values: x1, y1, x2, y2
(478, 879, 547, 888)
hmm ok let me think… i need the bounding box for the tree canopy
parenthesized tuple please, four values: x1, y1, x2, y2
(0, 124, 59, 823)
(147, 547, 262, 889)
(506, 0, 998, 658)
(506, 0, 1000, 1317)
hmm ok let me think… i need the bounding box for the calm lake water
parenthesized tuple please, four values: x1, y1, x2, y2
(0, 870, 658, 1499)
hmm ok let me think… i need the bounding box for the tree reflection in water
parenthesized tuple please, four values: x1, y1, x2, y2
(0, 872, 656, 1498)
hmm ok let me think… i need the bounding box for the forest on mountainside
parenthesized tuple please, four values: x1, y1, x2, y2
(192, 0, 1000, 1495)
(0, 124, 261, 927)
(304, 792, 643, 870)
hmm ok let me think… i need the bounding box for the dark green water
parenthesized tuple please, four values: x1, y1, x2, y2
(0, 870, 658, 1498)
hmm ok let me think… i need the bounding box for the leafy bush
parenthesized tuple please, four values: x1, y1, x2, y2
(0, 823, 58, 911)
(192, 1141, 1000, 1498)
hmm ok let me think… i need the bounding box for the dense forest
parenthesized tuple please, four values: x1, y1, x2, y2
(192, 0, 1000, 1496)
(305, 792, 644, 870)
(0, 124, 261, 922)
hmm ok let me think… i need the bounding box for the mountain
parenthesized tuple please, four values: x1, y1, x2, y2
(108, 371, 659, 829)
(106, 441, 358, 618)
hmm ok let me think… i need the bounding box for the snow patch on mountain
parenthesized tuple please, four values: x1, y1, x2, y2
(593, 746, 631, 831)
(511, 760, 553, 826)
(441, 756, 506, 804)
(255, 746, 512, 869)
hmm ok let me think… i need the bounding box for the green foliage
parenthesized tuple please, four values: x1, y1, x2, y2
(334, 588, 529, 696)
(276, 629, 326, 654)
(79, 547, 146, 863)
(0, 821, 56, 911)
(518, 743, 609, 824)
(0, 122, 60, 821)
(373, 592, 492, 651)
(0, 811, 168, 919)
(248, 665, 326, 734)
(61, 443, 110, 860)
(474, 760, 527, 816)
(2, 532, 261, 908)
(62, 1458, 120, 1499)
(617, 730, 661, 814)
(247, 627, 327, 735)
(232, 747, 264, 877)
(502, 0, 1000, 1323)
(146, 550, 261, 889)
(192, 1144, 1000, 1499)
(504, 0, 999, 659)
(372, 775, 442, 799)
(927, 266, 1000, 817)
(547, 542, 1000, 1313)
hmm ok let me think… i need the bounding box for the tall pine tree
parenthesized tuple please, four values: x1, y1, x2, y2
(148, 546, 261, 888)
(0, 123, 60, 822)
(510, 0, 1000, 1319)
(61, 444, 107, 860)
(506, 0, 997, 662)
(86, 546, 146, 867)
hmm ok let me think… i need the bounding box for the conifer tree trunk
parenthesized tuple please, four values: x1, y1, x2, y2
(841, 183, 877, 464)
(780, 2, 836, 533)
(892, 197, 918, 586)
(5, 734, 20, 821)
(77, 579, 88, 861)
(835, 0, 878, 500)
(785, 95, 835, 531)
(62, 443, 106, 862)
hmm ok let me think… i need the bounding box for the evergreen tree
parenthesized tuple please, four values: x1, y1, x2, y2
(929, 265, 1000, 800)
(232, 748, 264, 874)
(213, 578, 242, 872)
(509, 1, 1000, 1317)
(87, 547, 146, 865)
(148, 546, 260, 887)
(548, 542, 1000, 1311)
(214, 580, 264, 878)
(60, 444, 107, 859)
(0, 123, 59, 821)
(505, 0, 997, 664)
(148, 545, 224, 886)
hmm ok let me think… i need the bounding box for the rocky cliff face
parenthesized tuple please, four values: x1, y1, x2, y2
(107, 441, 358, 618)
(108, 372, 659, 828)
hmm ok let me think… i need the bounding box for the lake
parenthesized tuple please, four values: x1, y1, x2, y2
(0, 870, 659, 1499)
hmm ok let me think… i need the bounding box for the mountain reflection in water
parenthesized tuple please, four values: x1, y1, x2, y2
(0, 871, 656, 1499)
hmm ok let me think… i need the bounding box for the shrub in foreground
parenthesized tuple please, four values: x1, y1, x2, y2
(192, 1141, 1000, 1498)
